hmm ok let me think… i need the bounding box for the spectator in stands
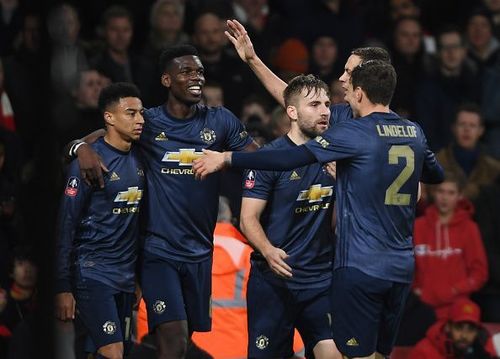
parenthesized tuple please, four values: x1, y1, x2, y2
(240, 95, 271, 127)
(0, 60, 15, 133)
(91, 6, 137, 84)
(143, 0, 189, 60)
(413, 172, 488, 320)
(465, 10, 500, 74)
(140, 0, 189, 106)
(473, 173, 500, 322)
(202, 81, 224, 107)
(52, 69, 104, 149)
(0, 247, 37, 333)
(310, 35, 342, 85)
(390, 16, 433, 118)
(272, 38, 309, 82)
(0, 0, 23, 56)
(409, 298, 498, 359)
(437, 103, 500, 200)
(415, 26, 480, 151)
(269, 106, 290, 139)
(47, 3, 89, 96)
(2, 13, 43, 151)
(231, 0, 282, 62)
(482, 0, 500, 39)
(192, 11, 257, 115)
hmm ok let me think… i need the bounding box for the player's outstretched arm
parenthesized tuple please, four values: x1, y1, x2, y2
(65, 129, 109, 188)
(225, 19, 287, 107)
(193, 146, 317, 179)
(240, 197, 292, 278)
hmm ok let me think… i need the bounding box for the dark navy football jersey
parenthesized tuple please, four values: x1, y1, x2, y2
(242, 136, 335, 289)
(139, 104, 252, 262)
(56, 138, 145, 293)
(330, 103, 353, 126)
(304, 112, 442, 283)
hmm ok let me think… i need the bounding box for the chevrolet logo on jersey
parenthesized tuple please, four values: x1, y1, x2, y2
(114, 187, 143, 204)
(162, 149, 203, 166)
(296, 184, 333, 203)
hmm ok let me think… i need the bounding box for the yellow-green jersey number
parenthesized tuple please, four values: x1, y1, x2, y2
(385, 145, 415, 206)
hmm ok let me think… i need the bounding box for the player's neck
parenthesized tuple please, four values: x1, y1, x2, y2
(165, 100, 196, 119)
(359, 103, 390, 117)
(287, 127, 312, 145)
(104, 133, 132, 152)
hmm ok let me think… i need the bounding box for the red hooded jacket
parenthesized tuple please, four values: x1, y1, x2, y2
(413, 200, 488, 319)
(409, 321, 497, 359)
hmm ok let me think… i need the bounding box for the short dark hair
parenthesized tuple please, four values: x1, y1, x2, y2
(101, 5, 133, 27)
(283, 74, 330, 107)
(158, 44, 199, 74)
(437, 24, 465, 49)
(10, 246, 36, 272)
(351, 47, 391, 64)
(98, 82, 141, 113)
(454, 102, 483, 125)
(351, 60, 397, 106)
(441, 170, 466, 192)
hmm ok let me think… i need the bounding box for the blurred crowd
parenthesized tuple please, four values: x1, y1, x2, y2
(0, 0, 500, 357)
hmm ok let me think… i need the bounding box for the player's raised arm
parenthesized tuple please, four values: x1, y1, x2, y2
(225, 19, 287, 107)
(65, 129, 109, 188)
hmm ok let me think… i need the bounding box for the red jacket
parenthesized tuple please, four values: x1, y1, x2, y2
(409, 321, 497, 359)
(413, 200, 488, 318)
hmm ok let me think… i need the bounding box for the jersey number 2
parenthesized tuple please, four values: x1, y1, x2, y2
(385, 145, 414, 206)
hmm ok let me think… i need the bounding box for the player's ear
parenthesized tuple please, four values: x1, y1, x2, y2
(286, 105, 298, 122)
(161, 73, 172, 88)
(104, 111, 114, 126)
(355, 87, 363, 102)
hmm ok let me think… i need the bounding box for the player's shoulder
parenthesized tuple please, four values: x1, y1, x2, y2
(144, 105, 164, 121)
(329, 103, 353, 125)
(207, 105, 238, 121)
(263, 136, 292, 150)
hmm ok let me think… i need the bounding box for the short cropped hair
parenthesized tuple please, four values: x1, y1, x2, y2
(158, 44, 199, 74)
(351, 60, 397, 106)
(351, 47, 391, 64)
(101, 5, 133, 27)
(441, 171, 466, 192)
(283, 74, 330, 107)
(454, 102, 483, 125)
(98, 82, 141, 113)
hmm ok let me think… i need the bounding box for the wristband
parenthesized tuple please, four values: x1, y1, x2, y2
(70, 141, 86, 157)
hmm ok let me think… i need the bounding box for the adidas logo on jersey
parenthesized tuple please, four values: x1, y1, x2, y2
(289, 171, 301, 180)
(346, 337, 359, 346)
(110, 172, 120, 181)
(155, 132, 168, 141)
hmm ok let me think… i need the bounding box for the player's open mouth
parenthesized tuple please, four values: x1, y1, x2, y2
(188, 85, 202, 96)
(317, 120, 328, 127)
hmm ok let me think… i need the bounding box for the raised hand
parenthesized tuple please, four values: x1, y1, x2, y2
(225, 19, 257, 63)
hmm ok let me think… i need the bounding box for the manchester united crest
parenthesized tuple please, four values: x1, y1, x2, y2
(200, 128, 216, 144)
